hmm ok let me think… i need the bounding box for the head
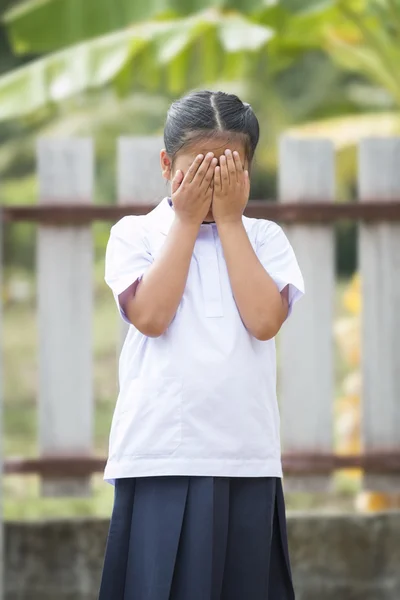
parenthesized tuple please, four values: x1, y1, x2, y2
(160, 90, 260, 219)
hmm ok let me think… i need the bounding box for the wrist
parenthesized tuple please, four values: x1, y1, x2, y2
(173, 214, 201, 234)
(215, 217, 244, 232)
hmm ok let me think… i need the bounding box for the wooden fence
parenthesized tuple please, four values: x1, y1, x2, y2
(1, 135, 400, 502)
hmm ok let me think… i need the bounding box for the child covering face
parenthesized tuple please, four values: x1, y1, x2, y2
(100, 90, 304, 600)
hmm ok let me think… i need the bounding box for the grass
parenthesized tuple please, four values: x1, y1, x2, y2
(2, 269, 356, 520)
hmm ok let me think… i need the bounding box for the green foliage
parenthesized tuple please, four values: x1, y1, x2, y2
(0, 10, 275, 121)
(3, 0, 214, 54)
(2, 0, 400, 121)
(3, 0, 335, 54)
(1, 0, 399, 278)
(336, 222, 357, 276)
(326, 1, 400, 106)
(2, 176, 37, 268)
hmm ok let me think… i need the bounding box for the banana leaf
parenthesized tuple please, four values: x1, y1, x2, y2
(0, 10, 274, 121)
(3, 0, 336, 54)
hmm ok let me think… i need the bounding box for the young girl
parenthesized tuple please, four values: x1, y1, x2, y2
(99, 90, 304, 600)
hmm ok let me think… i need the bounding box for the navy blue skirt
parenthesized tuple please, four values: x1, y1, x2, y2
(98, 476, 295, 600)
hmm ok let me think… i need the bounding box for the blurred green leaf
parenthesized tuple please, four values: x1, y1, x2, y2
(2, 0, 335, 55)
(218, 14, 274, 51)
(325, 1, 400, 105)
(327, 36, 400, 105)
(0, 28, 145, 120)
(3, 0, 400, 124)
(2, 0, 209, 54)
(280, 0, 335, 14)
(0, 10, 275, 121)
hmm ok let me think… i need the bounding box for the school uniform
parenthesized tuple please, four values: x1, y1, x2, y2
(99, 198, 304, 600)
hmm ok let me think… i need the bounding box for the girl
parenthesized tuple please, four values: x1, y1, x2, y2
(99, 90, 304, 600)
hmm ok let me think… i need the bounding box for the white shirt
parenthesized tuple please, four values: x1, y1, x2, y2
(104, 198, 304, 483)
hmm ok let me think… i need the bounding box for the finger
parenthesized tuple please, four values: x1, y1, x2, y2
(206, 171, 215, 192)
(171, 169, 184, 195)
(183, 154, 204, 184)
(225, 149, 236, 182)
(206, 175, 215, 195)
(244, 169, 250, 196)
(201, 157, 218, 189)
(220, 155, 229, 188)
(193, 152, 215, 185)
(214, 166, 221, 190)
(233, 151, 243, 175)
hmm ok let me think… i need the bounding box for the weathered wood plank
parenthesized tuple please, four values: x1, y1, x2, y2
(37, 139, 94, 497)
(359, 138, 400, 491)
(117, 137, 165, 345)
(4, 201, 400, 224)
(278, 136, 335, 492)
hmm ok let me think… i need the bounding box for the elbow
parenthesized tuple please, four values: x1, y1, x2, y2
(134, 313, 169, 338)
(252, 328, 276, 342)
(250, 317, 283, 341)
(122, 294, 170, 337)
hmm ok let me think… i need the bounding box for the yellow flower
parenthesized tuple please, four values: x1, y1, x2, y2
(343, 274, 361, 315)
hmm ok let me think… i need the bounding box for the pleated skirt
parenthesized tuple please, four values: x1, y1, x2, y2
(98, 476, 295, 600)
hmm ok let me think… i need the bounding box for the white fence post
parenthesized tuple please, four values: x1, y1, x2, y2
(37, 139, 94, 497)
(117, 136, 165, 344)
(359, 138, 400, 492)
(278, 136, 336, 491)
(118, 136, 166, 204)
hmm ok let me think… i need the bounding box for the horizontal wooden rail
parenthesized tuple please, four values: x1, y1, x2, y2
(2, 201, 400, 224)
(4, 452, 400, 478)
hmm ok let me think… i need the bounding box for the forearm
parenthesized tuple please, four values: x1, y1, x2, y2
(218, 221, 287, 340)
(122, 217, 199, 336)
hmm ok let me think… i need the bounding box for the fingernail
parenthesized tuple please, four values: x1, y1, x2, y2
(212, 158, 218, 165)
(225, 149, 231, 155)
(233, 151, 239, 157)
(197, 154, 204, 160)
(207, 152, 214, 158)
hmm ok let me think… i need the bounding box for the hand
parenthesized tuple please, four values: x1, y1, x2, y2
(171, 153, 218, 227)
(212, 149, 250, 225)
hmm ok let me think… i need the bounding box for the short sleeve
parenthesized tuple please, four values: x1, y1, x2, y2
(104, 216, 153, 321)
(257, 220, 305, 318)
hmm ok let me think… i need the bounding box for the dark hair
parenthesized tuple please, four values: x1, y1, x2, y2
(164, 90, 260, 164)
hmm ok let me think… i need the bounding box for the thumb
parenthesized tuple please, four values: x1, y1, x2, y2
(171, 169, 184, 195)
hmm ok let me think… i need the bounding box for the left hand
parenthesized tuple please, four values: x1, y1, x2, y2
(212, 149, 250, 225)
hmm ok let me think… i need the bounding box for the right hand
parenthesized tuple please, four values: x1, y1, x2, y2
(171, 152, 218, 226)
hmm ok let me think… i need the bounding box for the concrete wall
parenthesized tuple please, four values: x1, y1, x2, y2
(4, 511, 400, 599)
(288, 512, 400, 600)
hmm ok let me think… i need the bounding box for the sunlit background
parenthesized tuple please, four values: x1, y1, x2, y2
(1, 1, 400, 598)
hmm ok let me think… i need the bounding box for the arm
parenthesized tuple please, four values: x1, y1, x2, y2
(121, 152, 217, 337)
(121, 218, 199, 337)
(213, 149, 288, 341)
(218, 220, 288, 340)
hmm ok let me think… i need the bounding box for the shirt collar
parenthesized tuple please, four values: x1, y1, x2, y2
(147, 197, 175, 235)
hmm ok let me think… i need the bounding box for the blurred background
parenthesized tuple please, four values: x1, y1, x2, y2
(1, 1, 400, 598)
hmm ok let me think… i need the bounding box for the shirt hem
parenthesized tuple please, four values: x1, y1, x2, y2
(104, 457, 283, 484)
